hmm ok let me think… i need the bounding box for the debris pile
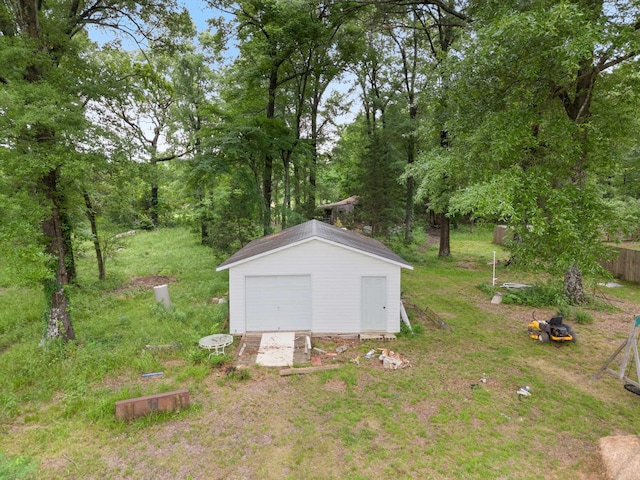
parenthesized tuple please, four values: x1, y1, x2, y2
(379, 349, 411, 370)
(307, 338, 412, 371)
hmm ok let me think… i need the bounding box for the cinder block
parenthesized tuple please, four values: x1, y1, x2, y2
(383, 334, 397, 341)
(115, 389, 189, 421)
(360, 333, 385, 341)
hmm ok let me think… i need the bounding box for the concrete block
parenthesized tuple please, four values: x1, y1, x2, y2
(115, 389, 189, 421)
(360, 333, 385, 341)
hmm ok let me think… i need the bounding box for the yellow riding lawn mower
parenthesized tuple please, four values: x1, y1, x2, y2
(528, 314, 576, 343)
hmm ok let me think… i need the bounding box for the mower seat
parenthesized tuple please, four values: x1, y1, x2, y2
(549, 316, 564, 326)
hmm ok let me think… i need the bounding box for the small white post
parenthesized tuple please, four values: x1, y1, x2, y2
(492, 251, 497, 286)
(154, 284, 171, 308)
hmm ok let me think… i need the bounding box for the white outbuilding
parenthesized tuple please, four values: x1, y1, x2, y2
(216, 219, 413, 336)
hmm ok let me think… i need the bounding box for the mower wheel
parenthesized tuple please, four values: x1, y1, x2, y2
(624, 383, 640, 396)
(538, 332, 550, 343)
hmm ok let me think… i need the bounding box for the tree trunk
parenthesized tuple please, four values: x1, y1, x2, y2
(293, 161, 301, 212)
(429, 208, 439, 228)
(306, 134, 318, 218)
(60, 208, 76, 284)
(200, 191, 210, 245)
(404, 175, 415, 242)
(438, 214, 450, 257)
(305, 94, 320, 218)
(42, 281, 75, 342)
(40, 169, 75, 342)
(151, 183, 159, 227)
(564, 265, 586, 305)
(282, 153, 291, 230)
(195, 184, 212, 245)
(404, 103, 418, 243)
(263, 64, 278, 236)
(83, 191, 105, 281)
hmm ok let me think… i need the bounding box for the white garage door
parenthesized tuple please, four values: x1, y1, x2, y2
(245, 275, 312, 332)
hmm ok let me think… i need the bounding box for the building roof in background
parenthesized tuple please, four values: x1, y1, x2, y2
(320, 195, 360, 209)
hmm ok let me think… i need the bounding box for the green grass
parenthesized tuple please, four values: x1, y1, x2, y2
(1, 225, 639, 479)
(0, 453, 38, 480)
(0, 228, 229, 418)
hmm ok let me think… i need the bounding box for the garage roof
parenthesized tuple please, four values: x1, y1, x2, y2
(216, 219, 413, 271)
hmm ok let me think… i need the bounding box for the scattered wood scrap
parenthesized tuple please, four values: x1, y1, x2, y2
(379, 349, 411, 369)
(279, 364, 341, 376)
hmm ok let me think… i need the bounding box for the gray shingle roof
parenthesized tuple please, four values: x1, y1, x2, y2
(216, 219, 413, 271)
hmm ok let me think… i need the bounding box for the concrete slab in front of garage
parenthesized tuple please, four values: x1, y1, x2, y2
(234, 332, 311, 368)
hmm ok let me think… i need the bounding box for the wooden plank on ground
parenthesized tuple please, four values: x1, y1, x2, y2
(279, 364, 341, 376)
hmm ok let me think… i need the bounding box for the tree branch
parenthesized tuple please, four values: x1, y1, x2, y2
(354, 0, 469, 23)
(154, 147, 195, 162)
(597, 51, 639, 73)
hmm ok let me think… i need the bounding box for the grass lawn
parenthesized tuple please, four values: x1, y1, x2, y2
(1, 226, 640, 479)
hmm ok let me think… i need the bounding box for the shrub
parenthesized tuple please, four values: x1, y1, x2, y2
(501, 281, 565, 307)
(185, 346, 209, 365)
(555, 305, 594, 325)
(476, 283, 499, 298)
(556, 304, 573, 319)
(574, 309, 594, 325)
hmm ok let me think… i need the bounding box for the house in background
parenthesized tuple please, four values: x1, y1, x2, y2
(320, 195, 360, 225)
(216, 219, 413, 336)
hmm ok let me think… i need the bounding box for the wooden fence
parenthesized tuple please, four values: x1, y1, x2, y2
(492, 225, 640, 283)
(600, 246, 640, 283)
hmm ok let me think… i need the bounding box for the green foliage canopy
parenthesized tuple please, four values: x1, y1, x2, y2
(415, 0, 640, 279)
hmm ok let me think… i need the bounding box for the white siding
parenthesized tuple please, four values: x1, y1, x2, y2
(227, 239, 402, 335)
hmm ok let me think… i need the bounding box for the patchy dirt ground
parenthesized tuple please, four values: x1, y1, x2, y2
(114, 275, 177, 294)
(6, 270, 640, 480)
(474, 288, 640, 480)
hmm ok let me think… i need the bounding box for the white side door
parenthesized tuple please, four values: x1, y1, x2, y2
(361, 276, 387, 331)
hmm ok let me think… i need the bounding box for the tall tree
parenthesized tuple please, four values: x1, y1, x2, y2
(0, 1, 191, 342)
(370, 3, 437, 241)
(345, 26, 408, 233)
(433, 0, 640, 303)
(210, 0, 303, 234)
(209, 0, 358, 233)
(171, 46, 220, 244)
(342, 0, 466, 245)
(295, 1, 361, 219)
(95, 50, 194, 227)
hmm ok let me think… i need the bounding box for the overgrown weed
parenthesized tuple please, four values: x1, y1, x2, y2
(0, 453, 37, 480)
